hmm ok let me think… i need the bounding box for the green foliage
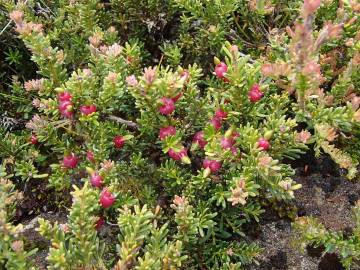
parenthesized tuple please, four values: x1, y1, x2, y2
(293, 201, 360, 270)
(115, 204, 186, 269)
(0, 176, 37, 270)
(262, 0, 360, 178)
(37, 183, 102, 269)
(0, 0, 359, 268)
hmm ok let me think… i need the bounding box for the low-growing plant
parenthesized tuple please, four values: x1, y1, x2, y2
(261, 0, 360, 178)
(0, 170, 37, 270)
(0, 0, 359, 269)
(293, 201, 360, 270)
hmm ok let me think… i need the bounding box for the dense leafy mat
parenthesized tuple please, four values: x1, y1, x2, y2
(0, 1, 359, 269)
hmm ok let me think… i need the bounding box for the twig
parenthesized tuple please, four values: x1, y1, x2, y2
(108, 115, 139, 129)
(105, 221, 118, 227)
(157, 54, 164, 70)
(0, 20, 12, 36)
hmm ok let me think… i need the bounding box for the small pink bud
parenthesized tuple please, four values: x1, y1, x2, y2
(192, 131, 207, 149)
(210, 116, 222, 130)
(214, 62, 228, 79)
(57, 92, 72, 102)
(58, 101, 72, 112)
(30, 134, 38, 145)
(58, 101, 74, 118)
(202, 159, 222, 173)
(90, 173, 103, 188)
(113, 135, 125, 149)
(168, 148, 180, 161)
(86, 151, 95, 163)
(248, 84, 264, 103)
(80, 105, 97, 115)
(250, 84, 261, 93)
(159, 126, 176, 140)
(95, 216, 105, 230)
(221, 137, 235, 150)
(99, 189, 115, 208)
(63, 153, 78, 169)
(159, 97, 175, 115)
(168, 148, 188, 161)
(215, 109, 228, 120)
(257, 138, 270, 151)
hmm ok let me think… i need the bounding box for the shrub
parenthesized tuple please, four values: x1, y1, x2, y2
(0, 167, 37, 270)
(293, 201, 360, 270)
(0, 0, 359, 269)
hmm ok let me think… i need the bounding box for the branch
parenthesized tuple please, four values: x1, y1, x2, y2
(108, 115, 139, 129)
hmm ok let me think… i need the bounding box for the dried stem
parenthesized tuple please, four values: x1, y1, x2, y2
(108, 115, 139, 129)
